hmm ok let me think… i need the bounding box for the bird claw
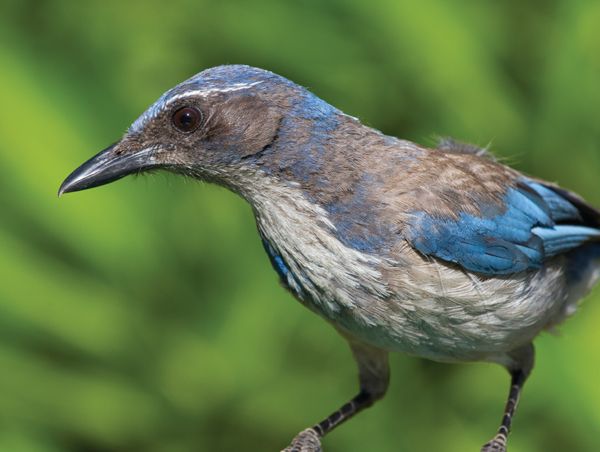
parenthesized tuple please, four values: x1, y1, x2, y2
(480, 435, 507, 452)
(281, 428, 322, 452)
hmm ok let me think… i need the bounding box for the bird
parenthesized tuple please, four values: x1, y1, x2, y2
(59, 65, 600, 452)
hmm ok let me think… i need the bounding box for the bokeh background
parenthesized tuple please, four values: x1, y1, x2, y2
(1, 1, 600, 451)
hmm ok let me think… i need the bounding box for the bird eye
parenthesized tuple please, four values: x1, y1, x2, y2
(172, 106, 203, 133)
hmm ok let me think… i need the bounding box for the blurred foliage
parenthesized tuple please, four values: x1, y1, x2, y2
(0, 0, 599, 451)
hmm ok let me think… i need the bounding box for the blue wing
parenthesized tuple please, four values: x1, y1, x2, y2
(406, 180, 600, 275)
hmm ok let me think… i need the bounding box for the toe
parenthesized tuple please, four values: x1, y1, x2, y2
(481, 435, 507, 452)
(282, 428, 322, 452)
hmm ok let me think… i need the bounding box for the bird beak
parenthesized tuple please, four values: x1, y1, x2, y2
(58, 142, 158, 196)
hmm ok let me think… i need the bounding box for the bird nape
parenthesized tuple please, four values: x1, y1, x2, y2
(59, 65, 600, 452)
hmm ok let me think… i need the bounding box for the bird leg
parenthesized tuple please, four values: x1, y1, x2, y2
(282, 340, 389, 452)
(481, 343, 534, 452)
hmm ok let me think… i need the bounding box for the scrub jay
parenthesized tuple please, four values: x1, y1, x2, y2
(59, 65, 600, 451)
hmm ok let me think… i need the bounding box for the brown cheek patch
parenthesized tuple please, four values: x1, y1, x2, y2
(221, 96, 283, 158)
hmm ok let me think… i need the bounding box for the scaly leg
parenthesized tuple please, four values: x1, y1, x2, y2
(282, 340, 389, 452)
(481, 343, 534, 452)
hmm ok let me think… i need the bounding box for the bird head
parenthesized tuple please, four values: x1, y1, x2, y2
(59, 65, 341, 197)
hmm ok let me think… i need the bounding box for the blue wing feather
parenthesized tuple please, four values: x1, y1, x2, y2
(407, 179, 600, 275)
(527, 182, 582, 222)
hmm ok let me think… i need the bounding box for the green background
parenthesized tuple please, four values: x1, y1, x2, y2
(1, 1, 600, 451)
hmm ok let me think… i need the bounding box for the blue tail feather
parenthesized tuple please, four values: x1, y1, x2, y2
(532, 225, 600, 257)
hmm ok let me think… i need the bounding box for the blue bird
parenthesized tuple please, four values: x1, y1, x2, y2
(59, 65, 600, 452)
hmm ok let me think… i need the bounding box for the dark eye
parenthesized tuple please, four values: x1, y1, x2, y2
(172, 106, 202, 132)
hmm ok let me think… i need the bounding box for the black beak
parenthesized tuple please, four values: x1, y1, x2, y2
(58, 143, 157, 196)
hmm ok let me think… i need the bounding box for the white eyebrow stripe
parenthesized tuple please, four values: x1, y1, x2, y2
(129, 81, 265, 134)
(166, 80, 265, 104)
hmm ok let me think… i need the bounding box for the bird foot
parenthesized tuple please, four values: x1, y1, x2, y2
(480, 434, 507, 452)
(281, 428, 322, 452)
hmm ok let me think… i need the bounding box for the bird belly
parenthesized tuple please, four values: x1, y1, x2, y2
(261, 239, 570, 362)
(332, 251, 600, 362)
